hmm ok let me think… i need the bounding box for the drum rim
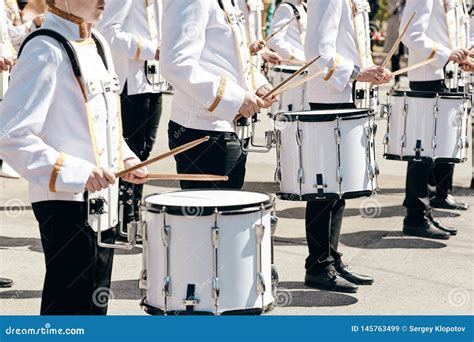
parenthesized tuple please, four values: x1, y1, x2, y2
(389, 90, 467, 99)
(276, 190, 374, 201)
(143, 189, 273, 216)
(273, 108, 374, 122)
(271, 64, 304, 73)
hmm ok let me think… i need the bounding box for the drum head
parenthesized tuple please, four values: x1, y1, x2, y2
(274, 108, 373, 122)
(144, 190, 273, 216)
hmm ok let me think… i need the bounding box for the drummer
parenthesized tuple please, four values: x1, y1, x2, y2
(161, 0, 276, 190)
(268, 0, 307, 65)
(97, 0, 164, 225)
(400, 0, 473, 239)
(304, 0, 392, 293)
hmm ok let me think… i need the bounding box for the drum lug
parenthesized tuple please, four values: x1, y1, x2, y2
(296, 129, 303, 146)
(139, 269, 147, 290)
(256, 224, 265, 244)
(432, 137, 437, 150)
(257, 273, 266, 294)
(270, 215, 278, 236)
(274, 166, 282, 183)
(162, 276, 171, 297)
(297, 168, 305, 184)
(383, 133, 389, 146)
(400, 134, 406, 148)
(382, 103, 391, 119)
(334, 128, 341, 144)
(211, 226, 219, 249)
(212, 277, 220, 299)
(182, 298, 200, 307)
(161, 225, 171, 248)
(337, 168, 343, 184)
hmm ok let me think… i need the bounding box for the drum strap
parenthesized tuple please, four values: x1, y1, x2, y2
(185, 284, 197, 314)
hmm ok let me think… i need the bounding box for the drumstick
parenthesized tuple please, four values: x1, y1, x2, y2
(115, 136, 210, 178)
(391, 57, 435, 77)
(381, 11, 416, 68)
(263, 55, 321, 100)
(265, 16, 298, 43)
(272, 71, 323, 98)
(147, 174, 229, 182)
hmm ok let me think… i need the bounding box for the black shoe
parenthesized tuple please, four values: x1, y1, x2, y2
(335, 264, 374, 285)
(0, 277, 13, 288)
(304, 270, 358, 293)
(427, 214, 457, 236)
(403, 222, 450, 240)
(430, 195, 469, 211)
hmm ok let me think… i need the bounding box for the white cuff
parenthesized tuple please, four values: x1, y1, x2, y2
(52, 154, 96, 194)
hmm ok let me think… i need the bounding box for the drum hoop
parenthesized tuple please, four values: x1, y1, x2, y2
(143, 190, 273, 216)
(389, 90, 467, 99)
(274, 109, 373, 123)
(272, 66, 304, 74)
(277, 191, 374, 201)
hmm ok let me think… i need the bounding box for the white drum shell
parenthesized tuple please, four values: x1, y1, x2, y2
(269, 65, 309, 113)
(143, 192, 274, 314)
(385, 93, 469, 162)
(275, 110, 377, 199)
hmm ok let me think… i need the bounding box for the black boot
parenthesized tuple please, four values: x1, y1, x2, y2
(430, 195, 469, 211)
(0, 277, 13, 288)
(427, 211, 457, 235)
(403, 222, 450, 240)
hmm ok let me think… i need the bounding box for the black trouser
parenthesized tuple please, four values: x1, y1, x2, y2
(168, 121, 247, 190)
(403, 80, 453, 224)
(304, 103, 355, 275)
(32, 201, 116, 315)
(120, 84, 162, 223)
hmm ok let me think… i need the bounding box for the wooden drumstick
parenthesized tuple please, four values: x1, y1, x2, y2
(272, 71, 323, 98)
(115, 136, 210, 178)
(263, 55, 321, 100)
(391, 57, 435, 77)
(147, 174, 229, 182)
(265, 16, 298, 43)
(381, 11, 416, 68)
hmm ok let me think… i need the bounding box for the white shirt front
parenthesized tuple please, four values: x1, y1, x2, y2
(0, 12, 134, 204)
(161, 0, 268, 132)
(97, 0, 161, 95)
(305, 0, 372, 104)
(401, 0, 457, 82)
(268, 0, 307, 63)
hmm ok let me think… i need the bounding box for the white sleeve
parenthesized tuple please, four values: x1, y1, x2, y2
(305, 0, 354, 92)
(97, 0, 157, 62)
(268, 4, 296, 60)
(160, 1, 246, 122)
(0, 39, 95, 193)
(401, 0, 452, 69)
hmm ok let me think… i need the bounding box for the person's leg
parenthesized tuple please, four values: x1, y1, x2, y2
(430, 163, 469, 210)
(304, 200, 358, 293)
(403, 161, 450, 239)
(32, 201, 115, 315)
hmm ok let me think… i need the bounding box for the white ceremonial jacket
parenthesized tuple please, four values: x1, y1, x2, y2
(0, 11, 135, 206)
(401, 0, 464, 82)
(161, 0, 269, 132)
(268, 0, 307, 63)
(238, 0, 264, 43)
(97, 0, 162, 95)
(305, 0, 373, 104)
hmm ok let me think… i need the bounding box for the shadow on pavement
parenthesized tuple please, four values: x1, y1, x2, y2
(277, 205, 460, 220)
(277, 281, 358, 307)
(340, 230, 448, 249)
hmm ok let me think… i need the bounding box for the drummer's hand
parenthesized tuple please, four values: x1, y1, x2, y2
(85, 167, 116, 193)
(33, 14, 45, 28)
(239, 91, 265, 118)
(250, 40, 265, 54)
(450, 48, 471, 63)
(256, 84, 278, 108)
(122, 157, 149, 184)
(0, 56, 14, 72)
(357, 66, 391, 84)
(262, 49, 282, 65)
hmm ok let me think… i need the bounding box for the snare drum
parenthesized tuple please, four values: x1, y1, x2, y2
(140, 190, 275, 315)
(273, 109, 378, 201)
(383, 90, 470, 163)
(269, 65, 310, 113)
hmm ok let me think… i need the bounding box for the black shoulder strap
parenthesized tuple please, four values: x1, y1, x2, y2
(18, 29, 82, 77)
(276, 2, 303, 19)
